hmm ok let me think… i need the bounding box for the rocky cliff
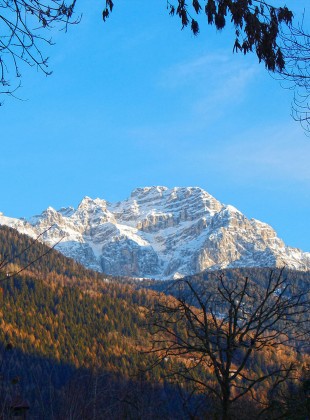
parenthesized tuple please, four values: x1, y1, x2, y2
(1, 186, 309, 279)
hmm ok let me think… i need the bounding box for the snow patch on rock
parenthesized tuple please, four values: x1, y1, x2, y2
(0, 186, 309, 279)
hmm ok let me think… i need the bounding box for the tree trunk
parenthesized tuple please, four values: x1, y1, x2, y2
(222, 382, 231, 420)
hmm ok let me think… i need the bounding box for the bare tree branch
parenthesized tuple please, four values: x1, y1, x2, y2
(145, 270, 309, 419)
(277, 17, 310, 133)
(0, 225, 65, 280)
(0, 0, 80, 100)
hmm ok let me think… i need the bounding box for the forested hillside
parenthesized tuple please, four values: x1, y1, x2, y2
(0, 226, 308, 419)
(0, 226, 194, 418)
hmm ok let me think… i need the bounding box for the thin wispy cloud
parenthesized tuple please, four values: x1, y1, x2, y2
(158, 53, 230, 88)
(157, 51, 259, 125)
(180, 122, 310, 184)
(192, 64, 258, 120)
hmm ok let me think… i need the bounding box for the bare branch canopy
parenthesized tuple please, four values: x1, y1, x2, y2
(145, 269, 309, 419)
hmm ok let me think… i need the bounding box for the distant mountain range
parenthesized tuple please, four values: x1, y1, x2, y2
(1, 186, 309, 279)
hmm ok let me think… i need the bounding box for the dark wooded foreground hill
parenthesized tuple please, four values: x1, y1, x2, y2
(0, 225, 309, 419)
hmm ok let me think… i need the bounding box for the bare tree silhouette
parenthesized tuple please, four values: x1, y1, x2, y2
(146, 269, 309, 419)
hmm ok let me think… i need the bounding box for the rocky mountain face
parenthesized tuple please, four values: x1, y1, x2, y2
(1, 186, 309, 279)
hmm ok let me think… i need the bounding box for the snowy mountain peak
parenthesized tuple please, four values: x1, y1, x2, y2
(77, 196, 107, 210)
(0, 186, 309, 279)
(224, 204, 242, 215)
(131, 186, 168, 198)
(58, 206, 75, 217)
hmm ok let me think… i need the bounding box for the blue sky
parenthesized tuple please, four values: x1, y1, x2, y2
(0, 0, 309, 251)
